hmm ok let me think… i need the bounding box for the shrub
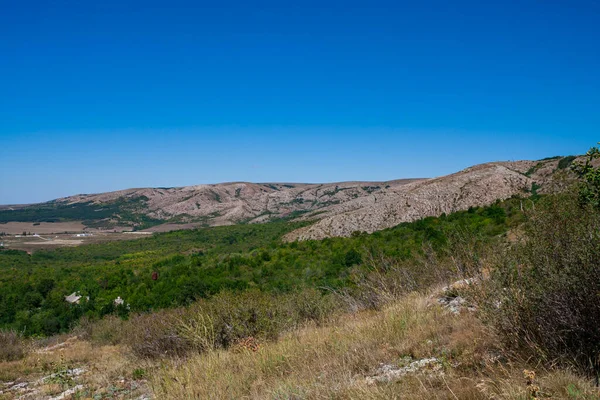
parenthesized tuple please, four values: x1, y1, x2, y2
(285, 288, 340, 324)
(346, 239, 484, 310)
(181, 289, 341, 351)
(345, 251, 424, 309)
(0, 330, 27, 361)
(126, 289, 342, 359)
(75, 315, 126, 346)
(572, 145, 600, 208)
(124, 308, 191, 359)
(480, 192, 600, 377)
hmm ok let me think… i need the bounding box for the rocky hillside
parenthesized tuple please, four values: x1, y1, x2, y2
(285, 161, 530, 240)
(0, 156, 580, 238)
(284, 156, 584, 240)
(58, 179, 424, 229)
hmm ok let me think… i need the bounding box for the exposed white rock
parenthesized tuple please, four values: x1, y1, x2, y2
(438, 295, 477, 314)
(65, 292, 89, 304)
(49, 384, 84, 400)
(435, 278, 478, 314)
(39, 367, 85, 385)
(366, 358, 444, 385)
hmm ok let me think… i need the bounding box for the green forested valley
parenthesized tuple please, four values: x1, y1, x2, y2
(0, 199, 522, 336)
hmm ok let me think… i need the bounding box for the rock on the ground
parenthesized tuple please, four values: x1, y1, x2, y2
(49, 384, 84, 400)
(366, 358, 444, 385)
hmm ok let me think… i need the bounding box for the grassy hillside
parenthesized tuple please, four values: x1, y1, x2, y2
(152, 292, 597, 399)
(2, 286, 597, 399)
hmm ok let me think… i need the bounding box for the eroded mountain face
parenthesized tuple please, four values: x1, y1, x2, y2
(287, 156, 586, 241)
(284, 162, 532, 240)
(6, 156, 580, 239)
(57, 178, 424, 229)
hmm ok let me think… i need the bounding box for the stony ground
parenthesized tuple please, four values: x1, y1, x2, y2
(0, 337, 152, 400)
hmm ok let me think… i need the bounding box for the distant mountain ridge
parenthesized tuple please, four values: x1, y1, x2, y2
(0, 156, 580, 239)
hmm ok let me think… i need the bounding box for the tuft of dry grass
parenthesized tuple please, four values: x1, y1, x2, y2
(74, 315, 127, 346)
(0, 330, 28, 362)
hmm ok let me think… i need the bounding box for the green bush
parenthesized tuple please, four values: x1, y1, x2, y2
(558, 155, 576, 170)
(481, 192, 600, 377)
(180, 289, 341, 351)
(572, 145, 600, 209)
(126, 289, 341, 359)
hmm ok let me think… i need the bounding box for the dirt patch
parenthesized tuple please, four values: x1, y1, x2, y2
(25, 239, 84, 246)
(0, 222, 88, 235)
(0, 232, 150, 253)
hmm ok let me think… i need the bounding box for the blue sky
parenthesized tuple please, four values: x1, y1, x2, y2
(1, 0, 599, 204)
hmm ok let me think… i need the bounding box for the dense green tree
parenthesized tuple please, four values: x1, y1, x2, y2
(572, 144, 600, 208)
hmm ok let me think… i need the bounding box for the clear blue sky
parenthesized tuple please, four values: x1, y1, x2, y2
(1, 0, 598, 204)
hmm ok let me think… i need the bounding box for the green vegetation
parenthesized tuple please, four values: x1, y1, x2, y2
(474, 145, 600, 379)
(121, 289, 340, 359)
(525, 155, 579, 177)
(524, 162, 542, 177)
(572, 145, 600, 208)
(0, 201, 120, 223)
(530, 181, 541, 197)
(479, 191, 600, 379)
(557, 155, 577, 170)
(0, 197, 162, 229)
(209, 190, 222, 203)
(0, 199, 522, 337)
(361, 185, 381, 193)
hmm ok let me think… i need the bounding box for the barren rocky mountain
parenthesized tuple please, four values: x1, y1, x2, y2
(57, 179, 425, 229)
(285, 156, 585, 240)
(285, 162, 530, 240)
(1, 156, 580, 239)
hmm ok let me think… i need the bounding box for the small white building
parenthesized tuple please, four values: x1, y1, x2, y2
(65, 292, 82, 304)
(65, 292, 89, 304)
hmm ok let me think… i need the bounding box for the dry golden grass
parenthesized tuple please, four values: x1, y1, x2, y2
(150, 292, 599, 399)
